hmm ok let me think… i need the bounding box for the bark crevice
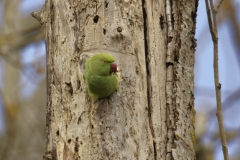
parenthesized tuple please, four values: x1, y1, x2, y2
(141, 0, 157, 159)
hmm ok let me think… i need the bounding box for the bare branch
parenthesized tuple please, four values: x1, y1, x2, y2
(205, 0, 229, 160)
(31, 12, 42, 24)
(216, 0, 224, 10)
(209, 0, 215, 12)
(205, 0, 214, 38)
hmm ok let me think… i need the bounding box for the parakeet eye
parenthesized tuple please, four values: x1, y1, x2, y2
(103, 60, 106, 63)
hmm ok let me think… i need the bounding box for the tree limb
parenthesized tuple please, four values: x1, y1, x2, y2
(216, 0, 224, 10)
(205, 0, 229, 160)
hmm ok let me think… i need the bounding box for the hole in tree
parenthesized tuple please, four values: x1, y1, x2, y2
(93, 15, 99, 23)
(56, 130, 59, 136)
(159, 14, 164, 30)
(105, 1, 108, 8)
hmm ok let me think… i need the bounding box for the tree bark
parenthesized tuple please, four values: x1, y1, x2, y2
(34, 0, 198, 159)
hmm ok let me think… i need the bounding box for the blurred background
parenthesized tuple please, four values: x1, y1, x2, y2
(0, 0, 239, 160)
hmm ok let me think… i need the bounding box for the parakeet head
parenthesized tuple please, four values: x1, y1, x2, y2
(90, 53, 117, 76)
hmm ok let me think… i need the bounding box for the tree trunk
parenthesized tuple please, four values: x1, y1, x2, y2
(33, 0, 198, 159)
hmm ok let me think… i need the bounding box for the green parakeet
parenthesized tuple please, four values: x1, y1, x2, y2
(83, 53, 118, 99)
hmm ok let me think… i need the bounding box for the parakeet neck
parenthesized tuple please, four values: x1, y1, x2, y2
(91, 65, 111, 76)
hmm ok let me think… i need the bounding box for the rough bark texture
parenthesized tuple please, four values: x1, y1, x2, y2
(143, 0, 167, 159)
(165, 0, 198, 159)
(35, 0, 197, 159)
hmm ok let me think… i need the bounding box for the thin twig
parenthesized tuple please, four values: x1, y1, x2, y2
(205, 0, 214, 37)
(211, 0, 217, 42)
(205, 0, 229, 160)
(209, 0, 214, 13)
(216, 0, 224, 10)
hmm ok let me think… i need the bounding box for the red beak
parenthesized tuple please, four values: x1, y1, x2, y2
(110, 62, 117, 74)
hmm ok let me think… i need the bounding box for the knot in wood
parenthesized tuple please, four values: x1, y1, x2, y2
(117, 27, 122, 33)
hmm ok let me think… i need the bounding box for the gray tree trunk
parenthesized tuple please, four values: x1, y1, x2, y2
(33, 0, 198, 159)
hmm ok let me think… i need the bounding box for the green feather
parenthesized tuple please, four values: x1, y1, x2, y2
(83, 53, 118, 99)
